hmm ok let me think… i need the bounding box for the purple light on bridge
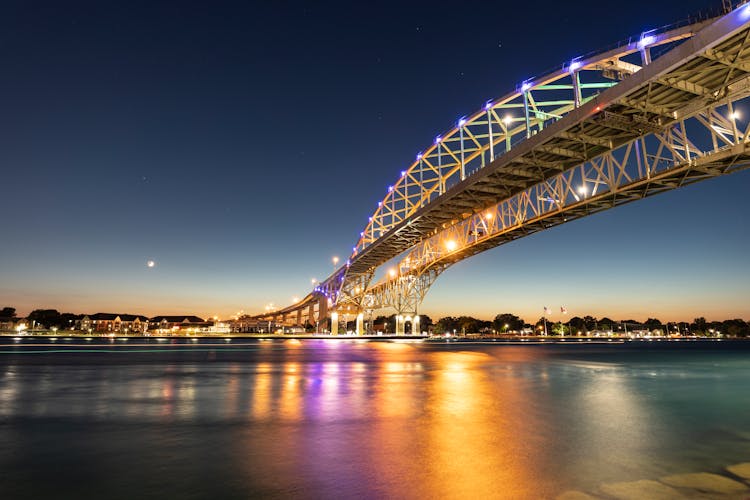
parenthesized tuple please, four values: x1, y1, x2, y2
(416, 152, 423, 160)
(485, 100, 493, 111)
(569, 59, 582, 72)
(638, 32, 656, 48)
(401, 170, 406, 177)
(457, 117, 467, 127)
(434, 135, 442, 144)
(520, 81, 532, 92)
(388, 186, 394, 192)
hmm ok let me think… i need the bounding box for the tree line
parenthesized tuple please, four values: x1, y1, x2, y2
(373, 312, 749, 337)
(3, 306, 749, 337)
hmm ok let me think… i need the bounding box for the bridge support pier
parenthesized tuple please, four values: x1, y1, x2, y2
(318, 296, 328, 333)
(395, 314, 405, 335)
(331, 311, 339, 336)
(356, 312, 363, 335)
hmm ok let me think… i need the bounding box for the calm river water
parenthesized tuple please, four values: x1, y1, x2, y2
(0, 337, 749, 499)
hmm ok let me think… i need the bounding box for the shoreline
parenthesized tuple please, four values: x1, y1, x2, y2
(0, 332, 747, 343)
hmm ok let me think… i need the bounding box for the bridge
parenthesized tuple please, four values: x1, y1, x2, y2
(248, 2, 750, 335)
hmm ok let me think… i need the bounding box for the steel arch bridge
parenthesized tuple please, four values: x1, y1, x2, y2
(249, 2, 750, 335)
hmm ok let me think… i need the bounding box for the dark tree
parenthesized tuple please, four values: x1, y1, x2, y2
(599, 317, 614, 331)
(583, 315, 597, 331)
(493, 313, 525, 332)
(567, 316, 586, 334)
(0, 307, 16, 320)
(691, 317, 708, 335)
(27, 309, 62, 328)
(417, 314, 433, 333)
(435, 316, 459, 334)
(643, 318, 663, 331)
(722, 319, 749, 337)
(457, 316, 480, 334)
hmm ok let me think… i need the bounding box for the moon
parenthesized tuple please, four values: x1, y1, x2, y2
(146, 260, 156, 268)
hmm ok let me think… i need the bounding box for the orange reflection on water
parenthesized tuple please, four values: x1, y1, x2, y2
(278, 362, 302, 421)
(249, 362, 273, 419)
(415, 351, 543, 498)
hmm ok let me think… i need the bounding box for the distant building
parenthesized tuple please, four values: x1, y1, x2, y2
(149, 315, 207, 334)
(79, 313, 150, 334)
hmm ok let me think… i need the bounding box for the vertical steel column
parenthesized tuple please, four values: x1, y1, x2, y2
(459, 125, 466, 180)
(487, 108, 495, 161)
(523, 91, 531, 138)
(640, 47, 651, 65)
(437, 140, 444, 194)
(418, 155, 424, 206)
(572, 71, 582, 108)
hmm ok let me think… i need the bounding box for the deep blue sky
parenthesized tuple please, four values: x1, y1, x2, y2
(1, 0, 748, 322)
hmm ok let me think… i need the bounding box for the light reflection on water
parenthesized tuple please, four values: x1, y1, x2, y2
(0, 339, 749, 499)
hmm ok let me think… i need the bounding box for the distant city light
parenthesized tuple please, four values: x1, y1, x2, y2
(503, 115, 513, 125)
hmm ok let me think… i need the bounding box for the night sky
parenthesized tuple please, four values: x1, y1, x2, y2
(2, 0, 748, 322)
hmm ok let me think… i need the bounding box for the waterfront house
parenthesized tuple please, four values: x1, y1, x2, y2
(79, 313, 150, 334)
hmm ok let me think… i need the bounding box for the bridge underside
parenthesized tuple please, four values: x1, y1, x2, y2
(251, 4, 750, 334)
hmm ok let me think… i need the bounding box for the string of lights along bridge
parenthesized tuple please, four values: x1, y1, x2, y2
(246, 2, 750, 335)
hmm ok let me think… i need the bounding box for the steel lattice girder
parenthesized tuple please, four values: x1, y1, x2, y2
(255, 4, 750, 321)
(364, 96, 750, 308)
(345, 8, 750, 278)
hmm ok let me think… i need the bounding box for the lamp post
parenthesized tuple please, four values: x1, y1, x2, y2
(265, 303, 275, 334)
(332, 256, 339, 274)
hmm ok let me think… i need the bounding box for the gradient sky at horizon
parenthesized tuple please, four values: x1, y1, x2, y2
(1, 0, 749, 323)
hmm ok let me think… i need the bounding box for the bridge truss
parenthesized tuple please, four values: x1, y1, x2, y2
(252, 2, 750, 334)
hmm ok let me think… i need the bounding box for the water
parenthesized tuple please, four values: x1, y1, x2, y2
(1, 337, 749, 499)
